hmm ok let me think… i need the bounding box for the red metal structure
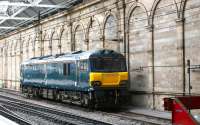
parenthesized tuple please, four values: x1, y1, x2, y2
(164, 96, 200, 125)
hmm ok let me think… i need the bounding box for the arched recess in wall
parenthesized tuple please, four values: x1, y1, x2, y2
(87, 17, 102, 50)
(152, 0, 181, 105)
(22, 36, 29, 60)
(3, 44, 8, 88)
(11, 40, 17, 89)
(6, 41, 12, 89)
(73, 24, 86, 51)
(103, 13, 119, 52)
(34, 33, 41, 57)
(22, 37, 27, 60)
(25, 36, 30, 59)
(10, 41, 15, 89)
(2, 45, 7, 87)
(43, 31, 50, 56)
(28, 35, 34, 58)
(183, 0, 200, 93)
(14, 39, 21, 90)
(30, 35, 36, 57)
(60, 25, 71, 53)
(127, 4, 150, 92)
(51, 28, 60, 55)
(0, 47, 2, 83)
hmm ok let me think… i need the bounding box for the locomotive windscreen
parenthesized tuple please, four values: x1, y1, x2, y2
(90, 57, 126, 72)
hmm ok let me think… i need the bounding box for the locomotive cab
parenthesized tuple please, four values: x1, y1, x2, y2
(88, 50, 129, 107)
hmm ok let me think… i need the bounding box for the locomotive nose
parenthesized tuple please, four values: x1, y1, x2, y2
(89, 72, 128, 87)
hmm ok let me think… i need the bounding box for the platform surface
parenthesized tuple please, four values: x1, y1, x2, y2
(128, 107, 171, 120)
(0, 115, 19, 125)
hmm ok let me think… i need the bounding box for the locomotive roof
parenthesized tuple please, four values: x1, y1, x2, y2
(22, 49, 124, 65)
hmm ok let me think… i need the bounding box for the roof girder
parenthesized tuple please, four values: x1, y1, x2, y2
(0, 1, 66, 8)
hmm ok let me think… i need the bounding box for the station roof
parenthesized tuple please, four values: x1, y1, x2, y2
(0, 0, 83, 39)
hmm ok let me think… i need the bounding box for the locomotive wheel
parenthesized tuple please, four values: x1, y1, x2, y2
(33, 88, 39, 97)
(55, 91, 62, 102)
(81, 93, 94, 109)
(81, 94, 89, 107)
(26, 87, 32, 98)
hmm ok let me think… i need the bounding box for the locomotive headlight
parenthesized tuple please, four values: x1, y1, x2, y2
(91, 81, 102, 86)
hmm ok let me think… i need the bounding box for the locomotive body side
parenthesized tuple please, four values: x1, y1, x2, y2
(20, 50, 128, 108)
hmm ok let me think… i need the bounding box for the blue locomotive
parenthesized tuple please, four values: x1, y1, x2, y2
(20, 49, 128, 108)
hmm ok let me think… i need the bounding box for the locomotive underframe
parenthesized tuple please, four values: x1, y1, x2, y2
(21, 85, 128, 108)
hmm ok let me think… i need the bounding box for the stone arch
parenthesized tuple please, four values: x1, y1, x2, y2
(183, 0, 200, 93)
(60, 25, 71, 53)
(127, 2, 149, 27)
(20, 37, 25, 61)
(12, 40, 16, 56)
(86, 16, 103, 50)
(73, 23, 87, 51)
(3, 43, 9, 88)
(31, 35, 36, 57)
(25, 36, 30, 58)
(14, 38, 20, 56)
(27, 35, 34, 58)
(103, 11, 119, 51)
(14, 38, 21, 90)
(0, 47, 3, 56)
(10, 41, 16, 89)
(50, 28, 60, 55)
(152, 0, 181, 109)
(22, 37, 29, 60)
(150, 0, 179, 22)
(34, 33, 42, 57)
(6, 41, 13, 89)
(127, 3, 150, 94)
(43, 30, 51, 56)
(8, 40, 13, 57)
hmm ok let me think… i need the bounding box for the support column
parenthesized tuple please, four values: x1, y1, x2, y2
(14, 52, 17, 90)
(176, 18, 185, 95)
(146, 24, 155, 109)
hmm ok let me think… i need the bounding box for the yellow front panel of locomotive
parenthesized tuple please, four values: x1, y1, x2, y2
(90, 72, 128, 87)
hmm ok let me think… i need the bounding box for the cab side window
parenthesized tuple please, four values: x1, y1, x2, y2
(63, 63, 71, 76)
(80, 60, 88, 71)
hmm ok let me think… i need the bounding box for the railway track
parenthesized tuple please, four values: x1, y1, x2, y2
(0, 94, 111, 125)
(0, 88, 171, 125)
(0, 104, 31, 125)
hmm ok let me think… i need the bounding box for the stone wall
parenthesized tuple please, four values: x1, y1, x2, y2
(0, 0, 199, 110)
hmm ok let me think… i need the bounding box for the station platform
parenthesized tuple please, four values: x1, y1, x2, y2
(0, 115, 18, 125)
(127, 107, 171, 120)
